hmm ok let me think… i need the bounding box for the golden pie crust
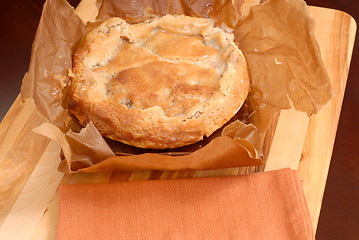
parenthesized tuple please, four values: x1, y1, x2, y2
(65, 15, 250, 149)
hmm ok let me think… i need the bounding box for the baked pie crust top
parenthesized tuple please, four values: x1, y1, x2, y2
(66, 15, 250, 149)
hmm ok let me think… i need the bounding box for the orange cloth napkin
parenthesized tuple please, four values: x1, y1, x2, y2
(57, 168, 314, 239)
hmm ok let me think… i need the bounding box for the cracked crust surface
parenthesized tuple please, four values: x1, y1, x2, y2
(65, 15, 250, 149)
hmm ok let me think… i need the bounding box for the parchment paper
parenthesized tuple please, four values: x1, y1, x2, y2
(21, 0, 332, 173)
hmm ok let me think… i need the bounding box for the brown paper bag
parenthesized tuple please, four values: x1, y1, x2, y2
(21, 0, 332, 173)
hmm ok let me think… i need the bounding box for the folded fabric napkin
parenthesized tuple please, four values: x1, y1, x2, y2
(57, 168, 313, 239)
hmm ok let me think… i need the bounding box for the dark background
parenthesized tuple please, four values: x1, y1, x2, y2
(0, 0, 357, 239)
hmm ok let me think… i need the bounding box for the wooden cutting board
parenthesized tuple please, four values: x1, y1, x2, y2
(0, 1, 356, 239)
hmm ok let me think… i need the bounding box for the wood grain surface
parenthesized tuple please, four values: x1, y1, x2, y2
(0, 1, 357, 239)
(305, 1, 359, 239)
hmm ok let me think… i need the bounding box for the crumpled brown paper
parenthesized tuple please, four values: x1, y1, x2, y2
(21, 0, 332, 173)
(234, 0, 332, 132)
